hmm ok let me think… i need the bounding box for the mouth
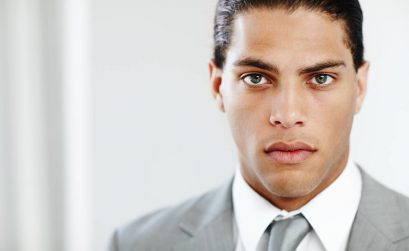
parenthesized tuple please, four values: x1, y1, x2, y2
(264, 141, 317, 164)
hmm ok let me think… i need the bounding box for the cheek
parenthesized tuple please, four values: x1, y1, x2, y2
(313, 88, 356, 146)
(226, 97, 260, 134)
(224, 92, 271, 148)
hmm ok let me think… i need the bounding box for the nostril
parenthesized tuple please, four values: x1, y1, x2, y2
(270, 118, 304, 128)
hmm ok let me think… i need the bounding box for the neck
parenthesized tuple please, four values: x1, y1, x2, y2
(242, 151, 349, 211)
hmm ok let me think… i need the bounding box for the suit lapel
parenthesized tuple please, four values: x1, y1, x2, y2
(347, 211, 393, 251)
(173, 179, 236, 251)
(347, 167, 409, 251)
(172, 209, 236, 251)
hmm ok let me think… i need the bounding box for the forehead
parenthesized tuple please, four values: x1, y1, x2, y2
(226, 7, 353, 69)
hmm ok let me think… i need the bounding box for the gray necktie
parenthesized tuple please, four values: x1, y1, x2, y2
(265, 214, 312, 251)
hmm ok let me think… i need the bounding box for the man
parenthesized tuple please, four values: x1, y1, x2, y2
(109, 0, 409, 250)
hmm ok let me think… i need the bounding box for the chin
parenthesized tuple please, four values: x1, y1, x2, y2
(269, 184, 318, 199)
(263, 169, 323, 199)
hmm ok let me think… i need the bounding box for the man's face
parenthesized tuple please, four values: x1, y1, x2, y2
(210, 7, 368, 208)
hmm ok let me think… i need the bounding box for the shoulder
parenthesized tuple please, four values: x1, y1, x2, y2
(110, 198, 195, 251)
(360, 168, 409, 215)
(108, 179, 234, 251)
(353, 168, 409, 246)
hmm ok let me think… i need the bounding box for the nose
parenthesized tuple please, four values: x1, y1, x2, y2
(269, 85, 306, 129)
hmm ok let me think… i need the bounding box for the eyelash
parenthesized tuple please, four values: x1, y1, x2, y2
(307, 73, 337, 89)
(240, 73, 271, 88)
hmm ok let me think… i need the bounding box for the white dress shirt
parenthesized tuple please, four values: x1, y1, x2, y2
(232, 157, 362, 251)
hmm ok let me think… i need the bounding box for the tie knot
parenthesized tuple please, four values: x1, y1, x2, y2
(267, 214, 312, 251)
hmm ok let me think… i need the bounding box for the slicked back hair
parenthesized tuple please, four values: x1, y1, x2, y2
(213, 0, 364, 71)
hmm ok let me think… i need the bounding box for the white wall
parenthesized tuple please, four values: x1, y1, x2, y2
(351, 0, 409, 192)
(91, 0, 408, 250)
(92, 0, 235, 250)
(2, 0, 55, 250)
(1, 0, 93, 250)
(0, 2, 13, 249)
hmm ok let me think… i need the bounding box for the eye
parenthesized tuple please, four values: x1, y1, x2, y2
(242, 73, 269, 86)
(309, 74, 335, 87)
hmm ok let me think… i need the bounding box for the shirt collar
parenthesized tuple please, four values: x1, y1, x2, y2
(301, 157, 362, 251)
(232, 157, 362, 251)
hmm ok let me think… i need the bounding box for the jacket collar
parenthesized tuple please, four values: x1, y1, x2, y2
(173, 178, 236, 251)
(347, 166, 409, 250)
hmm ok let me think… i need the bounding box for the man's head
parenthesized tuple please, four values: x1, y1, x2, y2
(209, 0, 369, 210)
(213, 0, 365, 71)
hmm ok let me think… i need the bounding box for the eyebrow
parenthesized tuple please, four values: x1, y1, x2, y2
(233, 57, 346, 75)
(298, 60, 346, 75)
(233, 58, 279, 74)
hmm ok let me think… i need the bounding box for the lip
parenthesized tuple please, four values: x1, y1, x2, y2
(264, 141, 317, 164)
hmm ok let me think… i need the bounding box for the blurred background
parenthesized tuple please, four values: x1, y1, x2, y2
(0, 0, 408, 250)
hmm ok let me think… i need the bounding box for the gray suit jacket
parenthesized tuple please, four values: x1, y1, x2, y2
(109, 168, 409, 251)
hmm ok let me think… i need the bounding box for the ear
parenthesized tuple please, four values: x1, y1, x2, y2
(354, 61, 370, 114)
(209, 59, 225, 112)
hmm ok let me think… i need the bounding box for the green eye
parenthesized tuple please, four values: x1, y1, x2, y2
(242, 74, 268, 86)
(310, 74, 334, 86)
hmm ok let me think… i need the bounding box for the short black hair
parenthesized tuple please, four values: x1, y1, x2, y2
(213, 0, 364, 71)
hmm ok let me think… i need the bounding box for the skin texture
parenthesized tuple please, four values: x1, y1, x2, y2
(209, 7, 369, 211)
